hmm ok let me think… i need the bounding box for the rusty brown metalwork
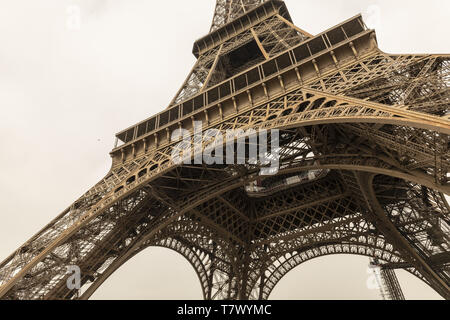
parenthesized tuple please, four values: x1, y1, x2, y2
(0, 0, 449, 300)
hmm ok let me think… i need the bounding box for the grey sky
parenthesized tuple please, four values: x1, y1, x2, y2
(0, 0, 448, 300)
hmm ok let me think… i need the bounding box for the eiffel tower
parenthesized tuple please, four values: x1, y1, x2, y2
(0, 0, 449, 300)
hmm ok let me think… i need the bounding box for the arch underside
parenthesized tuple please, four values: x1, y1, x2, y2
(0, 39, 449, 299)
(210, 0, 267, 32)
(2, 126, 448, 300)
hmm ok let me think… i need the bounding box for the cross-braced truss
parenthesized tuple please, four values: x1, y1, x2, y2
(210, 0, 267, 32)
(0, 0, 449, 300)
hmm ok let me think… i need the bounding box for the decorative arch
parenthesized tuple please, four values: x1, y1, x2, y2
(260, 248, 427, 300)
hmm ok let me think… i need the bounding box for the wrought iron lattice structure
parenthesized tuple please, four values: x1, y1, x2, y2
(0, 0, 449, 300)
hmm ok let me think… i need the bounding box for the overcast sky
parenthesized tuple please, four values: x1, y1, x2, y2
(0, 0, 448, 300)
